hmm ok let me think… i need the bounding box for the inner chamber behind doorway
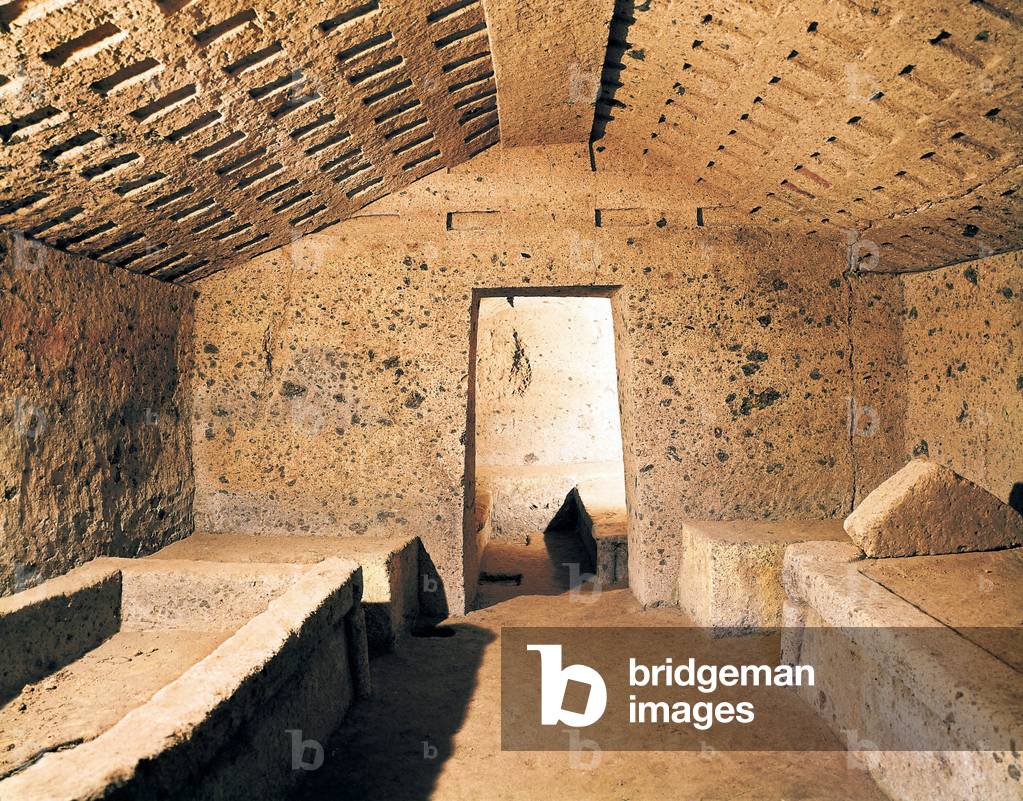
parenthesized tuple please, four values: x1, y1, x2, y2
(466, 291, 628, 603)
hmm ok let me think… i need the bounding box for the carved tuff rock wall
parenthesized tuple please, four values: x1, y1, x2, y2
(1, 0, 1019, 610)
(188, 150, 918, 610)
(0, 0, 501, 281)
(475, 296, 624, 469)
(901, 250, 1022, 507)
(2, 0, 1019, 283)
(0, 233, 194, 596)
(591, 0, 1023, 271)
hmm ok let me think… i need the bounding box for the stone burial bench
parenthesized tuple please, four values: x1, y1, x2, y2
(0, 561, 120, 708)
(675, 457, 1023, 632)
(781, 541, 1023, 801)
(151, 532, 420, 654)
(676, 519, 850, 631)
(554, 482, 629, 589)
(0, 557, 370, 801)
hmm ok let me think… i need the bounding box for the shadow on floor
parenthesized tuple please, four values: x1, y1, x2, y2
(291, 622, 494, 801)
(473, 529, 597, 610)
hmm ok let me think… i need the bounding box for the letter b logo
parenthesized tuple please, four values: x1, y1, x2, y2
(286, 729, 323, 771)
(527, 644, 606, 727)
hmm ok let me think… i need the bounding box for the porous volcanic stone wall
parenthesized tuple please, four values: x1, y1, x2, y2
(847, 272, 907, 506)
(0, 233, 194, 596)
(475, 296, 623, 470)
(901, 251, 1022, 507)
(189, 190, 906, 609)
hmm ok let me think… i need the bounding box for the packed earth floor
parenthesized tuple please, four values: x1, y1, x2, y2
(292, 533, 889, 801)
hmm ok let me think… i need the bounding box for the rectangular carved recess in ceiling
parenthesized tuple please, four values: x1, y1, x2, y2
(0, 0, 502, 282)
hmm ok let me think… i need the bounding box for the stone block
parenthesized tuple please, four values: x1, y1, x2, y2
(0, 559, 368, 800)
(0, 562, 120, 703)
(782, 541, 1023, 801)
(845, 459, 1023, 557)
(678, 519, 848, 630)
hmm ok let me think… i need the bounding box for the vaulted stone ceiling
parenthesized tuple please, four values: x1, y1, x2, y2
(590, 0, 1023, 273)
(1, 0, 1020, 282)
(0, 0, 501, 279)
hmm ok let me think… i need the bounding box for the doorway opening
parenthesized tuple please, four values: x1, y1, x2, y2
(462, 288, 628, 609)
